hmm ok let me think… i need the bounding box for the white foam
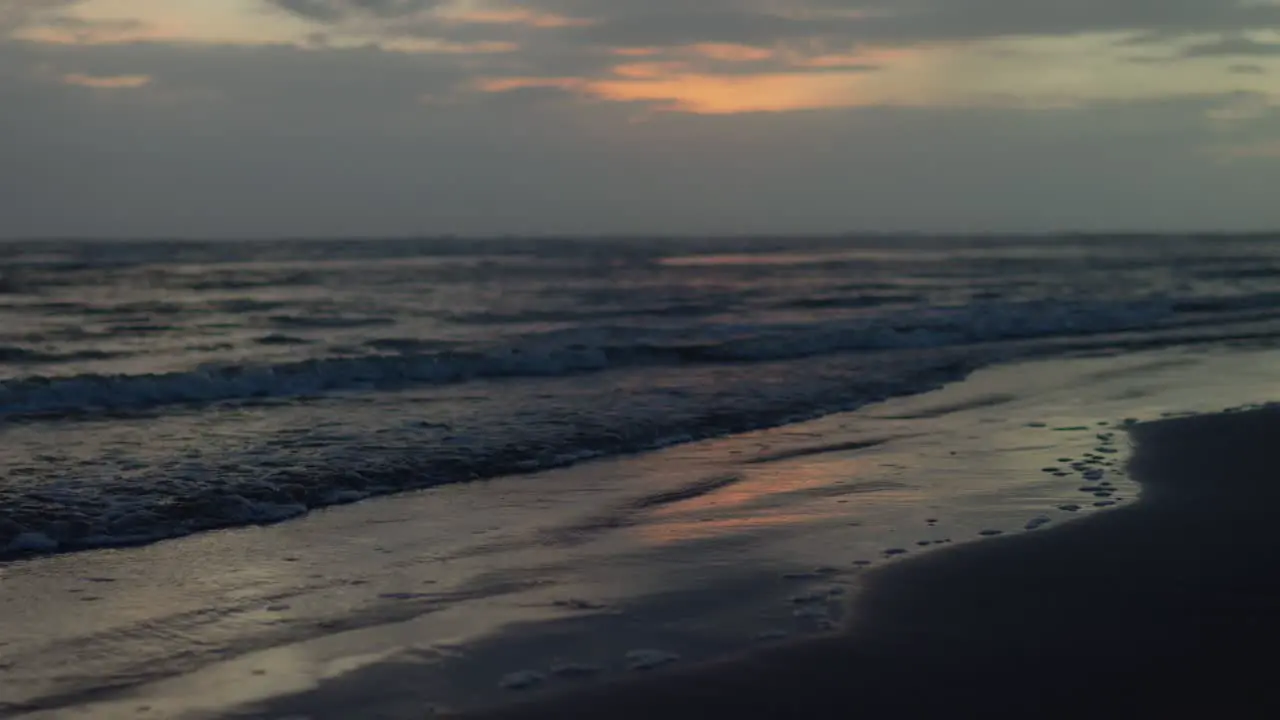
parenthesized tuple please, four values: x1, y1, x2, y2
(499, 670, 547, 690)
(625, 649, 680, 671)
(5, 532, 58, 553)
(1024, 516, 1052, 531)
(0, 297, 1175, 419)
(550, 663, 602, 678)
(793, 606, 830, 620)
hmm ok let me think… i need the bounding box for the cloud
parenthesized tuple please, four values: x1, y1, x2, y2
(1181, 36, 1280, 57)
(539, 0, 1280, 50)
(0, 0, 78, 35)
(3, 1, 1280, 236)
(268, 0, 443, 23)
(2, 35, 1278, 239)
(61, 71, 150, 88)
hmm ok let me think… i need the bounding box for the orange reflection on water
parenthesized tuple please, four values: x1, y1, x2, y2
(659, 250, 877, 267)
(638, 455, 904, 545)
(639, 512, 834, 545)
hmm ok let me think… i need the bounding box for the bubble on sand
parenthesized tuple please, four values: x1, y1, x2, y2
(554, 598, 606, 610)
(379, 592, 431, 600)
(500, 670, 547, 690)
(1094, 501, 1117, 507)
(883, 548, 909, 556)
(550, 663, 602, 679)
(791, 592, 829, 604)
(626, 649, 680, 671)
(979, 529, 1004, 537)
(6, 532, 57, 553)
(1024, 516, 1052, 531)
(1058, 504, 1081, 512)
(852, 560, 872, 566)
(793, 606, 830, 620)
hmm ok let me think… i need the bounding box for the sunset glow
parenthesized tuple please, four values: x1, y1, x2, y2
(61, 72, 152, 89)
(437, 7, 596, 28)
(3, 0, 1278, 236)
(585, 71, 873, 114)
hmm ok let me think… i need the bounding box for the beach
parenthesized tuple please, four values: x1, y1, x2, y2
(7, 0, 1280, 714)
(470, 404, 1280, 719)
(7, 344, 1280, 718)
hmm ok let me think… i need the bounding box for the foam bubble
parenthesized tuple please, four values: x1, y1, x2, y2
(500, 671, 547, 690)
(625, 649, 680, 671)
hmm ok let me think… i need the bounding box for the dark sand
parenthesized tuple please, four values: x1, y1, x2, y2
(471, 408, 1280, 719)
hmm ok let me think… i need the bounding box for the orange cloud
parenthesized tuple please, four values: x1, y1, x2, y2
(688, 43, 776, 62)
(612, 62, 691, 79)
(15, 21, 166, 46)
(381, 38, 518, 54)
(586, 71, 872, 114)
(62, 73, 152, 89)
(479, 67, 880, 114)
(612, 47, 664, 57)
(437, 7, 594, 28)
(475, 77, 585, 93)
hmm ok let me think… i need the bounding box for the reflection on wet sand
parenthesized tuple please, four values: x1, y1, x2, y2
(638, 456, 919, 545)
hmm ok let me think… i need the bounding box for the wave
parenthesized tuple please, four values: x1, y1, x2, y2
(0, 298, 1174, 420)
(0, 353, 977, 558)
(0, 346, 125, 364)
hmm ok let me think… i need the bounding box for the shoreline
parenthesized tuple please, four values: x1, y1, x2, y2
(8, 347, 1280, 719)
(466, 407, 1280, 718)
(8, 308, 1278, 563)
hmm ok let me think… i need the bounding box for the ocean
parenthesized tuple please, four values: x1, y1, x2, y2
(3, 234, 1280, 558)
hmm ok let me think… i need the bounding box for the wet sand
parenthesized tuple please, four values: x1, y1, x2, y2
(10, 349, 1280, 719)
(473, 407, 1280, 718)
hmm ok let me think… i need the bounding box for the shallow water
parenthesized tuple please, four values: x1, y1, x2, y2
(4, 346, 1279, 718)
(4, 235, 1280, 554)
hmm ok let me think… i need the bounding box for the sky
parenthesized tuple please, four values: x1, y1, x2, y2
(1, 0, 1279, 238)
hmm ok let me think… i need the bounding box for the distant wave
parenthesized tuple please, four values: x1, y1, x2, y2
(0, 298, 1174, 420)
(0, 346, 125, 364)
